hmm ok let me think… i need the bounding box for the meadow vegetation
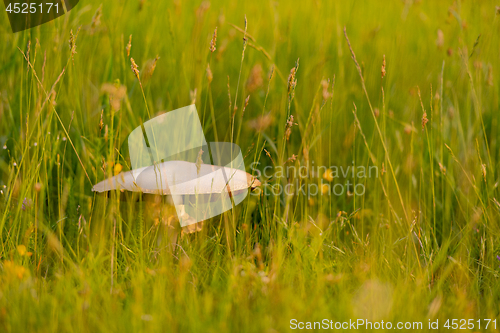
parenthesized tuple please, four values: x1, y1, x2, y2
(1, 0, 500, 331)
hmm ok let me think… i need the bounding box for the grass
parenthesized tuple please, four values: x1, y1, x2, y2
(1, 0, 500, 331)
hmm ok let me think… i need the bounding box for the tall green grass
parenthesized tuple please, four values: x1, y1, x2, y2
(0, 0, 499, 332)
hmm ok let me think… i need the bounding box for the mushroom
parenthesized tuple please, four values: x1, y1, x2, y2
(93, 160, 261, 246)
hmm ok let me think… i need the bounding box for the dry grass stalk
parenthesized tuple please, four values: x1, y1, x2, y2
(41, 50, 46, 83)
(232, 16, 248, 117)
(344, 27, 408, 221)
(26, 41, 30, 72)
(264, 148, 275, 166)
(34, 38, 40, 63)
(227, 75, 232, 113)
(206, 64, 213, 83)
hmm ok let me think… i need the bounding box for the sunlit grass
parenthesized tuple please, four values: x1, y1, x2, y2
(1, 0, 500, 332)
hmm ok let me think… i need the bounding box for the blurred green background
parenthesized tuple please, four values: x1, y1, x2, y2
(1, 0, 500, 332)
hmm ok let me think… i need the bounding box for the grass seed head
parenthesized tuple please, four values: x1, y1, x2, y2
(101, 83, 126, 111)
(285, 115, 297, 141)
(196, 1, 210, 18)
(438, 162, 446, 175)
(436, 29, 444, 48)
(99, 109, 104, 131)
(404, 124, 413, 134)
(49, 90, 57, 107)
(130, 58, 140, 80)
(417, 87, 428, 131)
(268, 65, 275, 81)
(284, 154, 297, 165)
(381, 54, 386, 78)
(147, 56, 160, 77)
(249, 114, 273, 132)
(434, 91, 440, 101)
(302, 145, 309, 164)
(246, 64, 263, 92)
(287, 59, 299, 102)
(241, 95, 250, 118)
(288, 68, 297, 93)
(91, 5, 102, 33)
(69, 27, 81, 60)
(210, 27, 217, 52)
(422, 112, 429, 131)
(321, 79, 331, 101)
(481, 164, 487, 182)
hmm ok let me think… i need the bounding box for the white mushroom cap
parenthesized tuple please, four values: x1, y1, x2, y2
(92, 160, 260, 195)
